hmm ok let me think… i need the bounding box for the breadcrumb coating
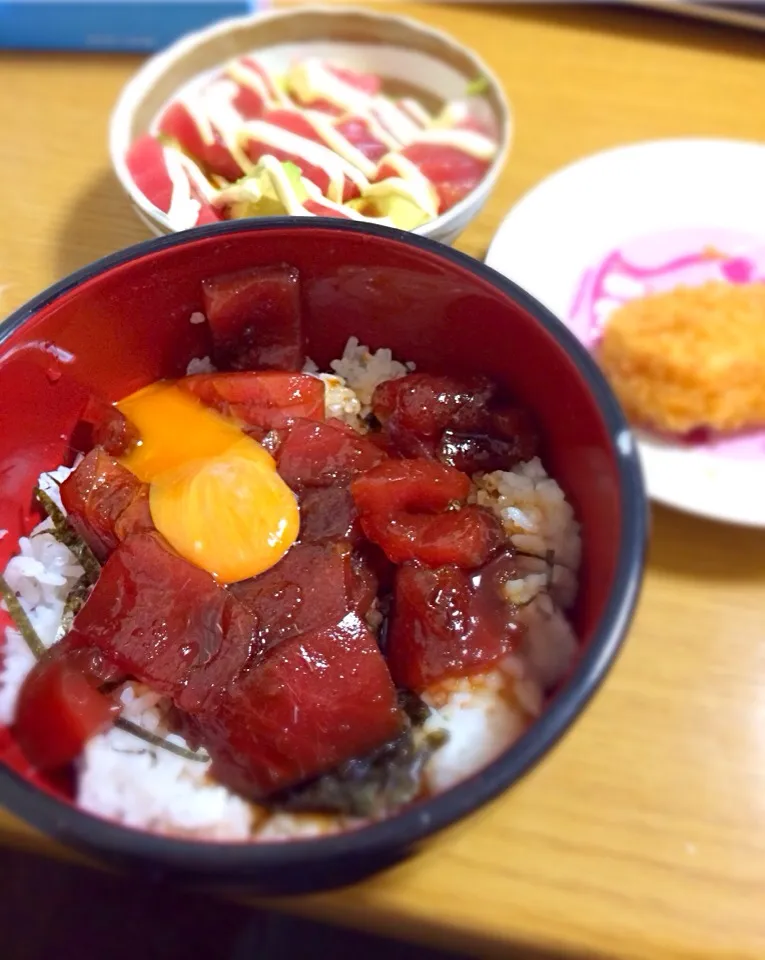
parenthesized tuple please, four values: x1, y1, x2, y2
(598, 281, 765, 433)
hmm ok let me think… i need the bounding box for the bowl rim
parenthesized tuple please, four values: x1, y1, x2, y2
(108, 3, 512, 239)
(0, 218, 647, 878)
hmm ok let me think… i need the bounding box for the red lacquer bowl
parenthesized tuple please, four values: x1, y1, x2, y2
(0, 220, 647, 891)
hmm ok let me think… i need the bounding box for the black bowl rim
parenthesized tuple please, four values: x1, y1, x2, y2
(0, 217, 648, 877)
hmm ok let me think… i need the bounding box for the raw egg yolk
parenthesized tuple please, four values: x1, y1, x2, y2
(117, 381, 250, 482)
(116, 382, 298, 582)
(150, 437, 299, 583)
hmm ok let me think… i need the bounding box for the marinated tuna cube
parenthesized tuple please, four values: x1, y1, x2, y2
(67, 533, 260, 715)
(490, 405, 538, 445)
(360, 505, 503, 569)
(438, 425, 536, 474)
(179, 371, 325, 432)
(372, 373, 495, 457)
(229, 539, 375, 644)
(276, 418, 386, 489)
(202, 265, 304, 371)
(372, 374, 538, 467)
(347, 547, 381, 619)
(351, 459, 497, 567)
(388, 552, 522, 692)
(297, 486, 361, 543)
(204, 613, 402, 799)
(80, 396, 140, 458)
(350, 458, 469, 515)
(60, 449, 153, 560)
(15, 645, 122, 770)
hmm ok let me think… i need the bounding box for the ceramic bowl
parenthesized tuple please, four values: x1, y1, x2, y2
(0, 220, 646, 892)
(109, 5, 512, 245)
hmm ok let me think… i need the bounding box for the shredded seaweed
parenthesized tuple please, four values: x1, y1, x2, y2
(514, 548, 557, 563)
(398, 688, 431, 727)
(274, 691, 449, 817)
(114, 718, 210, 763)
(34, 487, 100, 582)
(60, 574, 92, 635)
(0, 573, 47, 659)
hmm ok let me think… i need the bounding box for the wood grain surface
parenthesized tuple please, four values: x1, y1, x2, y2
(2, 4, 765, 958)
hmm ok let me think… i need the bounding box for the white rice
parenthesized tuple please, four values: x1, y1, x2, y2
(185, 355, 216, 375)
(422, 672, 529, 794)
(471, 458, 581, 571)
(0, 465, 83, 725)
(302, 337, 414, 432)
(0, 339, 581, 840)
(329, 336, 414, 416)
(315, 373, 365, 429)
(79, 684, 254, 841)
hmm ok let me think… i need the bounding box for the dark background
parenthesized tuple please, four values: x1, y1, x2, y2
(0, 847, 468, 960)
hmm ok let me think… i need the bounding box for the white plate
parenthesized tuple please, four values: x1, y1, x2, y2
(486, 138, 765, 527)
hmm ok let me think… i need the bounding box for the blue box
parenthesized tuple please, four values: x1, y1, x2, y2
(0, 0, 262, 52)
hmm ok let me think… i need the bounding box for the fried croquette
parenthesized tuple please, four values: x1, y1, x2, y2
(598, 281, 765, 433)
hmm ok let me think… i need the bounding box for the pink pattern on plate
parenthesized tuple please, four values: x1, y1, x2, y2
(568, 227, 765, 460)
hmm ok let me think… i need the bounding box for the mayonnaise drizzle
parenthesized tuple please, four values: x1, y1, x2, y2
(163, 146, 203, 229)
(285, 58, 423, 150)
(237, 119, 369, 203)
(303, 110, 378, 180)
(177, 94, 216, 146)
(287, 59, 371, 116)
(225, 58, 284, 109)
(398, 97, 431, 128)
(200, 82, 254, 174)
(356, 111, 401, 153)
(368, 97, 423, 147)
(411, 127, 497, 161)
(176, 151, 217, 202)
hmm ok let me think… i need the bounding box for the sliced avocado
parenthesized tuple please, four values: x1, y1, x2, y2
(351, 190, 431, 230)
(218, 158, 308, 218)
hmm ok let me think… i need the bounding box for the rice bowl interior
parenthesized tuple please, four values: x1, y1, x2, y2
(0, 220, 644, 886)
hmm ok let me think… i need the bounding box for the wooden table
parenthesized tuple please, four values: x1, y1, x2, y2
(2, 4, 765, 958)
